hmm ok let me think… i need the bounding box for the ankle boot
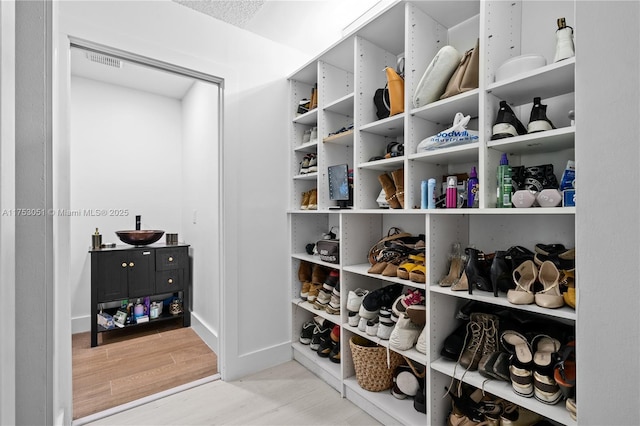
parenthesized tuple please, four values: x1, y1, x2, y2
(465, 248, 494, 295)
(458, 313, 485, 371)
(391, 168, 405, 208)
(554, 17, 575, 63)
(311, 264, 328, 285)
(527, 97, 556, 133)
(378, 173, 401, 209)
(298, 260, 312, 284)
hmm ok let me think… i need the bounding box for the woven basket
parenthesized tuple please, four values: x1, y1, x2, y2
(349, 335, 403, 392)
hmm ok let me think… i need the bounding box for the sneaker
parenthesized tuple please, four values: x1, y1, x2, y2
(389, 314, 422, 351)
(302, 128, 311, 143)
(329, 344, 341, 363)
(313, 289, 331, 310)
(358, 316, 368, 332)
(310, 319, 332, 351)
(346, 288, 369, 312)
(325, 293, 340, 315)
(299, 154, 311, 174)
(406, 304, 426, 327)
(376, 307, 395, 340)
(307, 153, 317, 173)
(366, 318, 379, 336)
(360, 285, 403, 320)
(392, 289, 425, 318)
(323, 269, 339, 292)
(318, 325, 340, 358)
(527, 97, 556, 133)
(309, 127, 318, 144)
(348, 310, 360, 327)
(332, 281, 341, 297)
(491, 100, 527, 140)
(299, 320, 315, 345)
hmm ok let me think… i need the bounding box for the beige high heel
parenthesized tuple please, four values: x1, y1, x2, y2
(507, 260, 536, 305)
(439, 243, 464, 287)
(535, 261, 565, 308)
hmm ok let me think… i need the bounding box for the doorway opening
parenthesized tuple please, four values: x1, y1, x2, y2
(67, 41, 224, 422)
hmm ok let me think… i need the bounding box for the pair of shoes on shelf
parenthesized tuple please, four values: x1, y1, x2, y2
(388, 313, 422, 351)
(317, 324, 340, 363)
(358, 284, 403, 320)
(397, 253, 426, 281)
(313, 269, 340, 315)
(299, 153, 317, 174)
(491, 97, 556, 140)
(533, 243, 575, 271)
(346, 288, 369, 313)
(458, 312, 500, 372)
(306, 264, 328, 304)
(300, 188, 317, 210)
(307, 316, 333, 351)
(501, 330, 563, 404)
(378, 168, 404, 209)
(298, 260, 313, 301)
(507, 260, 565, 308)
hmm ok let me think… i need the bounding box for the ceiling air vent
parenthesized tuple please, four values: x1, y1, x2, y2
(85, 52, 123, 69)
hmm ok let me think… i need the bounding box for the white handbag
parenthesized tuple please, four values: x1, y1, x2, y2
(412, 45, 462, 108)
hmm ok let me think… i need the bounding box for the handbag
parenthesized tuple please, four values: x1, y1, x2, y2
(440, 39, 480, 100)
(413, 45, 461, 107)
(373, 59, 405, 119)
(316, 239, 339, 264)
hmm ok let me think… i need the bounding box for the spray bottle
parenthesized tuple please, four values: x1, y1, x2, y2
(497, 153, 512, 208)
(467, 167, 479, 208)
(446, 176, 458, 208)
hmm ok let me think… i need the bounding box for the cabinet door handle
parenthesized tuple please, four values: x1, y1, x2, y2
(129, 262, 134, 267)
(121, 262, 127, 268)
(168, 278, 173, 284)
(168, 257, 174, 262)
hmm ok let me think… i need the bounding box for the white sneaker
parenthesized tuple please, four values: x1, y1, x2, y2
(415, 325, 427, 354)
(377, 321, 395, 340)
(357, 316, 368, 332)
(366, 318, 379, 336)
(389, 314, 422, 351)
(346, 288, 369, 312)
(348, 311, 360, 327)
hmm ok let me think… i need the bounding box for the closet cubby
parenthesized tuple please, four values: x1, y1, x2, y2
(288, 1, 577, 424)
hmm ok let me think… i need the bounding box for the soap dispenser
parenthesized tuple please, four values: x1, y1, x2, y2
(92, 228, 102, 249)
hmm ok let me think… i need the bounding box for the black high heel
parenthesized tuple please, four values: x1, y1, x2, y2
(465, 247, 494, 295)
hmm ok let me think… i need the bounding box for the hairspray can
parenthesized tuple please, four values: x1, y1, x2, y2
(446, 176, 458, 208)
(421, 180, 428, 209)
(427, 178, 436, 209)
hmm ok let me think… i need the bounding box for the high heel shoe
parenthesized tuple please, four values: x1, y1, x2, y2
(507, 260, 536, 305)
(465, 247, 494, 295)
(535, 261, 565, 308)
(440, 242, 464, 287)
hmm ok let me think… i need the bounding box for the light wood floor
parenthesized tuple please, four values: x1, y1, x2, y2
(84, 360, 380, 425)
(73, 319, 218, 420)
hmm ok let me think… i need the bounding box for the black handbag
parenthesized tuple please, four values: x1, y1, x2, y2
(316, 239, 339, 264)
(374, 88, 390, 120)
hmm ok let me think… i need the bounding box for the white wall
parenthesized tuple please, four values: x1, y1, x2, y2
(575, 2, 640, 424)
(57, 0, 307, 392)
(181, 80, 221, 352)
(69, 76, 184, 331)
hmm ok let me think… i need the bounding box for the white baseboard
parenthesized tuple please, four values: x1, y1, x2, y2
(71, 315, 90, 334)
(189, 312, 218, 354)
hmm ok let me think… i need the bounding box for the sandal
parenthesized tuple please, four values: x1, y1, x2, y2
(397, 253, 425, 280)
(532, 335, 562, 405)
(409, 264, 427, 283)
(554, 340, 576, 400)
(501, 330, 534, 397)
(439, 242, 464, 287)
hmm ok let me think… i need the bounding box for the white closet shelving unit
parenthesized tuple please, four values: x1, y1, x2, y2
(288, 1, 577, 424)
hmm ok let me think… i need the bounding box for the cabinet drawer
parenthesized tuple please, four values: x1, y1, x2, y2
(155, 269, 183, 293)
(156, 248, 187, 271)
